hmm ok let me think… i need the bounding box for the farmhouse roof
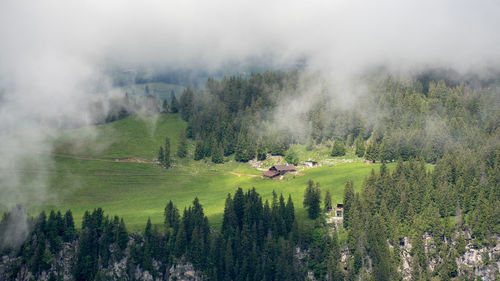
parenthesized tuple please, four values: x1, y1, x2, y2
(271, 164, 296, 172)
(263, 170, 280, 178)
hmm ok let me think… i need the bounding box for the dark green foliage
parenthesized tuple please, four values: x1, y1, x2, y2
(331, 141, 346, 157)
(342, 180, 354, 229)
(327, 232, 343, 281)
(368, 214, 393, 281)
(157, 146, 164, 164)
(285, 148, 299, 165)
(211, 143, 224, 164)
(355, 136, 365, 158)
(177, 130, 188, 158)
(164, 136, 171, 168)
(63, 210, 75, 242)
(164, 200, 180, 231)
(162, 99, 169, 113)
(365, 140, 378, 162)
(179, 86, 194, 121)
(304, 180, 322, 219)
(193, 141, 204, 160)
(170, 90, 179, 113)
(324, 189, 332, 212)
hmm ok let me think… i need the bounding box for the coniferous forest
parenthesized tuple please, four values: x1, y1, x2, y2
(1, 71, 499, 280)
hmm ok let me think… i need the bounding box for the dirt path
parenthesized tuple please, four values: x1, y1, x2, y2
(52, 153, 154, 164)
(229, 171, 259, 178)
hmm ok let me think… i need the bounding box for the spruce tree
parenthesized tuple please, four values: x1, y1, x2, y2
(164, 201, 180, 230)
(157, 146, 164, 165)
(63, 210, 75, 242)
(303, 180, 322, 219)
(331, 141, 346, 157)
(164, 137, 171, 168)
(355, 136, 365, 158)
(162, 99, 169, 113)
(170, 90, 179, 113)
(343, 180, 354, 229)
(177, 130, 188, 158)
(194, 141, 204, 161)
(211, 143, 224, 164)
(324, 190, 332, 212)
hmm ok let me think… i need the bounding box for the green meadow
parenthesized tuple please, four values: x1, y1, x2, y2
(35, 114, 394, 231)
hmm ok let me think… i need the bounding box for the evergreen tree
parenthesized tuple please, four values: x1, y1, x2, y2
(177, 130, 188, 158)
(303, 180, 322, 219)
(211, 143, 224, 164)
(324, 189, 332, 212)
(164, 136, 171, 168)
(331, 141, 346, 157)
(179, 87, 194, 120)
(327, 232, 343, 281)
(162, 99, 169, 113)
(170, 91, 179, 113)
(164, 200, 180, 230)
(368, 214, 392, 281)
(116, 218, 128, 251)
(284, 148, 299, 165)
(194, 141, 204, 161)
(343, 180, 355, 229)
(355, 136, 365, 158)
(63, 210, 75, 242)
(285, 195, 295, 233)
(157, 146, 164, 165)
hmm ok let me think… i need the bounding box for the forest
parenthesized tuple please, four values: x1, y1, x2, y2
(0, 71, 499, 280)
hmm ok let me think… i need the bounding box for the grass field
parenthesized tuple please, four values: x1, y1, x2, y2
(21, 114, 395, 231)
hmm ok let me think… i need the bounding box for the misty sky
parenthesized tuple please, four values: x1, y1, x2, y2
(0, 0, 499, 208)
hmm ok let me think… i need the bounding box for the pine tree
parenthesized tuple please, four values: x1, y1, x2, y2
(170, 90, 179, 113)
(211, 143, 224, 164)
(63, 210, 75, 242)
(303, 180, 322, 219)
(355, 136, 366, 158)
(285, 195, 295, 233)
(369, 214, 392, 281)
(327, 232, 343, 281)
(174, 221, 187, 257)
(164, 201, 180, 230)
(324, 190, 332, 212)
(194, 141, 204, 161)
(177, 130, 188, 158)
(116, 218, 128, 251)
(164, 137, 171, 168)
(162, 99, 169, 113)
(285, 148, 299, 165)
(343, 180, 355, 229)
(331, 141, 346, 157)
(157, 146, 164, 165)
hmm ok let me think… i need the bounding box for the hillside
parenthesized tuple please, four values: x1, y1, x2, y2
(42, 114, 390, 230)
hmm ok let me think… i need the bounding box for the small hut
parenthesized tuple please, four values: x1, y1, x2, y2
(304, 160, 320, 167)
(336, 203, 344, 217)
(263, 164, 296, 178)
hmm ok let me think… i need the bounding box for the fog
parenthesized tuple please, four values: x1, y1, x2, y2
(0, 0, 499, 217)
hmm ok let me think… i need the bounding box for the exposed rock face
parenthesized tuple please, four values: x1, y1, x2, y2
(396, 233, 499, 281)
(456, 236, 500, 281)
(168, 263, 203, 281)
(399, 236, 413, 280)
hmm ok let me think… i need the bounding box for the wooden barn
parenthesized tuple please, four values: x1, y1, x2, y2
(263, 164, 296, 178)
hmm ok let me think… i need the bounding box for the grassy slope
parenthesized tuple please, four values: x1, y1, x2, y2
(54, 114, 185, 159)
(43, 114, 393, 231)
